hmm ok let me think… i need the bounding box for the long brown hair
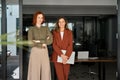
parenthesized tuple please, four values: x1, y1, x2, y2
(55, 17, 69, 31)
(32, 11, 45, 26)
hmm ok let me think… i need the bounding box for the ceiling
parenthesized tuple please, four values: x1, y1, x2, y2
(23, 5, 117, 16)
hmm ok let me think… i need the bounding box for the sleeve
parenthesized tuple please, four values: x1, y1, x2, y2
(46, 27, 53, 45)
(28, 27, 34, 40)
(52, 31, 63, 56)
(28, 27, 36, 47)
(65, 31, 73, 58)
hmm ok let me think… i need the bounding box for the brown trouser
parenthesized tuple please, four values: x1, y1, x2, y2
(54, 62, 70, 80)
(27, 47, 51, 80)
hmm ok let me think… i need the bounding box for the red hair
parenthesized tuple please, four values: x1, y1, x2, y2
(32, 11, 45, 26)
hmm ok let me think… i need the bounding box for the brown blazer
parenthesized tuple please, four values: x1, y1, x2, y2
(51, 29, 73, 62)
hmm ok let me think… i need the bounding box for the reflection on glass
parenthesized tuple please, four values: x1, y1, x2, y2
(7, 5, 19, 56)
(68, 23, 74, 31)
(48, 23, 55, 31)
(6, 1, 19, 80)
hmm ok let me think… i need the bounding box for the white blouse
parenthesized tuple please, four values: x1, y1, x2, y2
(60, 32, 64, 40)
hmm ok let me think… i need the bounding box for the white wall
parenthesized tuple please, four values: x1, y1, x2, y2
(23, 0, 117, 6)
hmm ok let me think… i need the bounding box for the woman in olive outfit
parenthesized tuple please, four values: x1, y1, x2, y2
(27, 11, 53, 80)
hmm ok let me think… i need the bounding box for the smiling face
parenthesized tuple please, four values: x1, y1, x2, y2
(36, 14, 44, 25)
(58, 18, 66, 28)
(32, 11, 45, 26)
(55, 17, 68, 31)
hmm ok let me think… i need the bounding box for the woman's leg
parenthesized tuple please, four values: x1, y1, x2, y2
(27, 47, 41, 80)
(54, 62, 65, 80)
(63, 64, 70, 80)
(41, 48, 51, 80)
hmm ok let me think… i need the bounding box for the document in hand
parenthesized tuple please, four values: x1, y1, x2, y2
(57, 50, 75, 64)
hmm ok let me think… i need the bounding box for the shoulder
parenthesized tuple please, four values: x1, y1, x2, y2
(52, 30, 59, 37)
(28, 26, 34, 32)
(65, 29, 72, 34)
(41, 26, 49, 30)
(52, 30, 58, 34)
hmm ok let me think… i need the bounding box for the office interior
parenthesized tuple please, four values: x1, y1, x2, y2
(0, 0, 119, 80)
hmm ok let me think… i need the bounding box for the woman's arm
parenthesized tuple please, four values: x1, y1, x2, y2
(46, 27, 53, 45)
(52, 31, 63, 56)
(28, 27, 36, 47)
(65, 31, 73, 58)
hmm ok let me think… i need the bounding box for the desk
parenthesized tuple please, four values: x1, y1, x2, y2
(75, 57, 116, 80)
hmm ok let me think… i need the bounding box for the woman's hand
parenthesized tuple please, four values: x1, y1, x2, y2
(42, 43, 47, 48)
(61, 54, 68, 64)
(47, 36, 50, 40)
(31, 40, 38, 46)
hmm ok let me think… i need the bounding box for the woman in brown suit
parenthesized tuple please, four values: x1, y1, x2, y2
(27, 11, 53, 80)
(51, 17, 73, 80)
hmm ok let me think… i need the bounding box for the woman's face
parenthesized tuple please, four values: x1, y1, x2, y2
(58, 18, 66, 28)
(36, 14, 44, 24)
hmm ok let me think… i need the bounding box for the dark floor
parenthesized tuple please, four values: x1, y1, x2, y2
(0, 56, 117, 80)
(69, 62, 117, 80)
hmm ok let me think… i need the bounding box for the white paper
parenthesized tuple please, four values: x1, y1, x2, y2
(57, 50, 75, 64)
(77, 51, 89, 59)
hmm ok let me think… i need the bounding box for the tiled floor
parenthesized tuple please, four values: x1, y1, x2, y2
(69, 63, 99, 80)
(0, 56, 117, 80)
(69, 62, 117, 80)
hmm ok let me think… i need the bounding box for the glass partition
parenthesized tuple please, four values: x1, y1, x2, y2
(6, 0, 20, 80)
